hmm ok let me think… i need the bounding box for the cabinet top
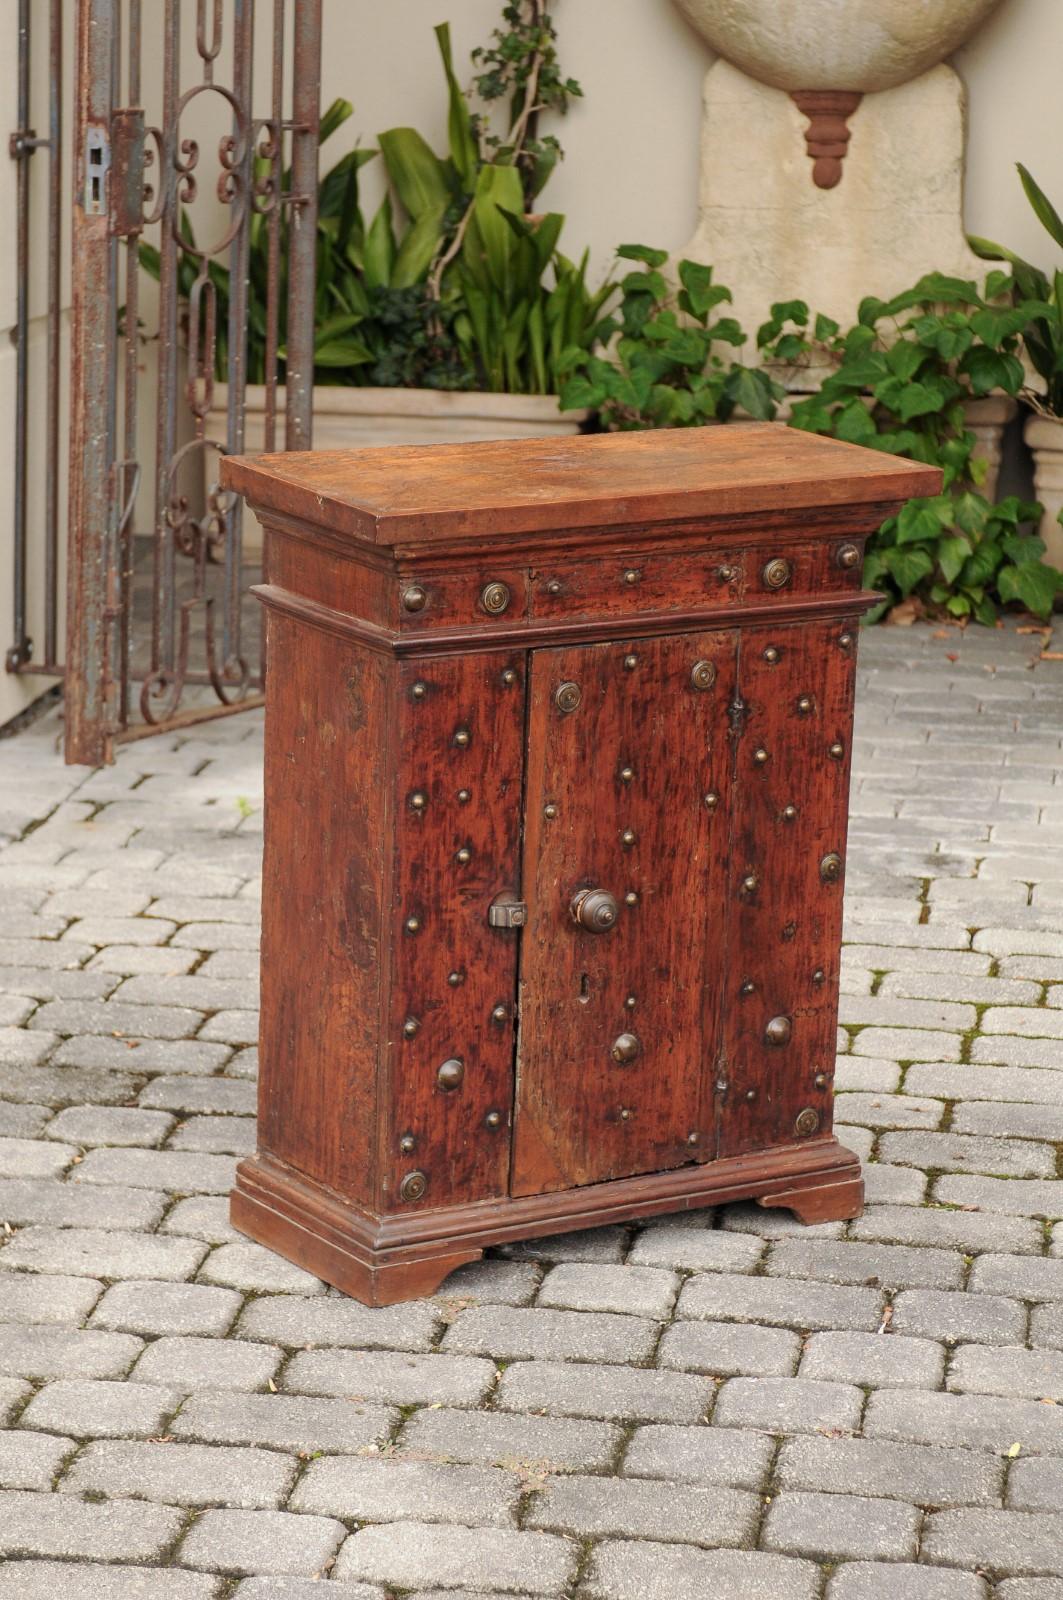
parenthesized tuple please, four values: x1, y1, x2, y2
(221, 421, 938, 546)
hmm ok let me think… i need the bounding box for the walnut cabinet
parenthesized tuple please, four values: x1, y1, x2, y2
(221, 426, 937, 1305)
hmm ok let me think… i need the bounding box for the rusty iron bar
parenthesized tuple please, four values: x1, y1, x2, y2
(7, 0, 38, 674)
(263, 0, 285, 455)
(151, 0, 182, 688)
(65, 0, 119, 765)
(222, 0, 255, 674)
(284, 0, 322, 453)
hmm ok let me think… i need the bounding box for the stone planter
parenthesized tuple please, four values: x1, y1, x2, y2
(1025, 412, 1063, 571)
(207, 386, 585, 550)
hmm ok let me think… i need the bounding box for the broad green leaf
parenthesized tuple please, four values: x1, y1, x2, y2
(814, 312, 840, 341)
(363, 194, 396, 290)
(312, 337, 373, 367)
(971, 306, 1031, 349)
(617, 243, 669, 267)
(391, 200, 447, 288)
(434, 23, 478, 186)
(936, 535, 972, 585)
(724, 364, 779, 421)
(959, 541, 1003, 587)
(884, 544, 935, 594)
(378, 127, 450, 219)
(560, 374, 606, 410)
(1018, 163, 1063, 251)
(946, 593, 972, 616)
(677, 259, 716, 317)
(960, 345, 1026, 396)
(953, 491, 990, 535)
(998, 558, 1063, 617)
(896, 497, 951, 545)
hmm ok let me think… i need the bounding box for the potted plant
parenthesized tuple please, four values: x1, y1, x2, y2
(970, 164, 1063, 569)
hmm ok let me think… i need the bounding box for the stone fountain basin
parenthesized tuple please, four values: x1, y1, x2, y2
(673, 0, 1005, 91)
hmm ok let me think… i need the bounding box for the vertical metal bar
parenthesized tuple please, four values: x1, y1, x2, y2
(284, 0, 322, 452)
(263, 0, 284, 454)
(115, 0, 142, 729)
(152, 0, 181, 678)
(43, 0, 64, 668)
(222, 0, 254, 669)
(7, 0, 33, 675)
(66, 0, 118, 764)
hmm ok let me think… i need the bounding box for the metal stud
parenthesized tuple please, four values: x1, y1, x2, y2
(796, 695, 814, 715)
(753, 747, 769, 765)
(447, 970, 465, 987)
(621, 828, 637, 847)
(764, 1014, 793, 1046)
(745, 1088, 757, 1102)
(704, 791, 720, 810)
(782, 921, 797, 942)
(619, 1107, 634, 1121)
(399, 1170, 428, 1202)
(624, 890, 639, 906)
(620, 765, 635, 783)
(484, 1110, 502, 1129)
(691, 659, 717, 691)
(501, 667, 518, 686)
(812, 968, 825, 985)
(455, 846, 472, 865)
(829, 740, 845, 760)
(762, 645, 780, 664)
(436, 1058, 464, 1091)
(820, 851, 843, 883)
(402, 585, 427, 612)
(409, 791, 427, 812)
(490, 1004, 509, 1024)
(457, 788, 472, 803)
(544, 803, 557, 819)
(762, 557, 792, 590)
(814, 1072, 829, 1089)
(623, 568, 641, 586)
(453, 728, 471, 748)
(742, 873, 758, 895)
(839, 632, 854, 651)
(402, 1017, 419, 1039)
(795, 1107, 821, 1137)
(718, 564, 737, 583)
(782, 803, 797, 821)
(687, 1131, 699, 1145)
(547, 579, 563, 596)
(623, 653, 639, 670)
(611, 1032, 641, 1064)
(555, 680, 582, 714)
(400, 1133, 416, 1153)
(480, 581, 511, 615)
(625, 995, 637, 1010)
(836, 542, 861, 570)
(404, 916, 421, 935)
(411, 680, 427, 699)
(740, 979, 756, 996)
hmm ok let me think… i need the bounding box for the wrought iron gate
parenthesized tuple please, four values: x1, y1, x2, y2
(10, 0, 322, 764)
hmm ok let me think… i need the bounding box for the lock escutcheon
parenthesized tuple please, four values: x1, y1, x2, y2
(571, 887, 620, 933)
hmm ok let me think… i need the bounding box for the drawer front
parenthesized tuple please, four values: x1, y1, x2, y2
(530, 551, 744, 619)
(395, 568, 530, 632)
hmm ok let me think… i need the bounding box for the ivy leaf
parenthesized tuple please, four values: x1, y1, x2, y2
(960, 346, 1026, 396)
(885, 341, 926, 382)
(559, 375, 606, 410)
(617, 243, 670, 267)
(1000, 532, 1047, 565)
(883, 544, 935, 595)
(946, 593, 972, 616)
(895, 380, 951, 422)
(953, 492, 990, 535)
(998, 559, 1063, 618)
(959, 541, 1004, 588)
(835, 400, 877, 445)
(723, 364, 779, 421)
(896, 497, 951, 546)
(970, 306, 1030, 349)
(814, 312, 840, 341)
(937, 535, 973, 585)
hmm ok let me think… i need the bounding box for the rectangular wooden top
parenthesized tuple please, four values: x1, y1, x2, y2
(221, 422, 939, 546)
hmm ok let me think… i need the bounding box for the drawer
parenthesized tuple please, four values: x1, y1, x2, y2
(395, 568, 531, 631)
(530, 550, 744, 620)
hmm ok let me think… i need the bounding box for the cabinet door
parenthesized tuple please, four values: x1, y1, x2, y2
(511, 630, 736, 1195)
(717, 618, 856, 1159)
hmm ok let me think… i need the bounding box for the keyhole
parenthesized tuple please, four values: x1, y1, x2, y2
(578, 972, 590, 1004)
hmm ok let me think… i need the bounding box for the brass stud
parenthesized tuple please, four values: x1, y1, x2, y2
(436, 1057, 464, 1091)
(625, 994, 637, 1010)
(620, 766, 635, 783)
(796, 695, 814, 715)
(624, 890, 639, 906)
(691, 659, 717, 691)
(611, 1032, 641, 1064)
(453, 728, 471, 748)
(555, 680, 582, 714)
(753, 747, 769, 765)
(704, 791, 719, 810)
(485, 1110, 502, 1129)
(765, 1015, 793, 1047)
(812, 968, 826, 985)
(762, 557, 792, 590)
(402, 1017, 419, 1039)
(400, 1134, 415, 1153)
(619, 1107, 634, 1121)
(411, 681, 427, 700)
(621, 828, 637, 847)
(740, 979, 756, 996)
(829, 740, 845, 760)
(457, 788, 472, 803)
(837, 542, 861, 570)
(795, 1107, 821, 1137)
(623, 568, 641, 586)
(623, 653, 639, 670)
(455, 846, 472, 864)
(718, 564, 737, 583)
(447, 970, 465, 987)
(762, 645, 780, 664)
(687, 1131, 700, 1145)
(480, 580, 511, 615)
(490, 1004, 509, 1024)
(782, 803, 797, 821)
(402, 585, 427, 613)
(839, 632, 854, 651)
(501, 667, 518, 686)
(399, 1170, 428, 1202)
(742, 873, 758, 894)
(782, 921, 797, 941)
(409, 791, 427, 811)
(404, 916, 421, 935)
(745, 1088, 757, 1102)
(547, 579, 563, 596)
(814, 1071, 829, 1089)
(544, 803, 558, 819)
(820, 851, 843, 883)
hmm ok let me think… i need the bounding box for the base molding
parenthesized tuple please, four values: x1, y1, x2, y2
(231, 1138, 863, 1306)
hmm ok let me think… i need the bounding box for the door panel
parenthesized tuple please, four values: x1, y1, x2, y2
(511, 629, 736, 1194)
(717, 619, 857, 1158)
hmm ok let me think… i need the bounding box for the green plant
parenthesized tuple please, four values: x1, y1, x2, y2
(970, 164, 1063, 419)
(760, 272, 1062, 622)
(559, 245, 780, 428)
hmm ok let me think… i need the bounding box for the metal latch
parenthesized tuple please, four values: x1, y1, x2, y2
(488, 896, 527, 929)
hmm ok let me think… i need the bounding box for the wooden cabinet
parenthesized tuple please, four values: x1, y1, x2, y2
(222, 426, 937, 1306)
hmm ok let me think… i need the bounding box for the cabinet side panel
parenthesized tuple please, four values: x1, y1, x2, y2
(258, 609, 392, 1205)
(381, 648, 527, 1214)
(718, 618, 858, 1158)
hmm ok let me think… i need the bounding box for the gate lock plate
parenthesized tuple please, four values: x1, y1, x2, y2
(488, 896, 527, 929)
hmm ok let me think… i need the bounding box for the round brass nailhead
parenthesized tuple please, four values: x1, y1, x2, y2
(718, 564, 737, 583)
(411, 681, 427, 699)
(547, 580, 563, 596)
(501, 667, 518, 686)
(623, 653, 639, 670)
(453, 728, 471, 748)
(480, 581, 511, 615)
(611, 1032, 641, 1064)
(624, 890, 639, 906)
(740, 979, 756, 996)
(447, 971, 464, 988)
(485, 1110, 502, 1129)
(812, 968, 826, 985)
(820, 851, 843, 883)
(839, 632, 854, 651)
(400, 1133, 415, 1153)
(745, 1088, 757, 1102)
(620, 766, 635, 783)
(762, 557, 792, 590)
(621, 828, 637, 847)
(742, 874, 758, 894)
(753, 747, 769, 765)
(409, 791, 427, 811)
(555, 681, 582, 714)
(625, 995, 637, 1010)
(402, 585, 427, 613)
(829, 741, 845, 760)
(795, 1108, 821, 1137)
(402, 1017, 419, 1039)
(490, 1004, 508, 1024)
(455, 846, 472, 864)
(814, 1072, 829, 1089)
(704, 791, 720, 810)
(796, 695, 813, 715)
(782, 803, 797, 821)
(837, 542, 861, 570)
(404, 916, 421, 934)
(399, 1170, 427, 1202)
(544, 803, 557, 819)
(691, 659, 717, 691)
(623, 569, 641, 586)
(436, 1058, 464, 1091)
(763, 645, 780, 664)
(687, 1131, 700, 1145)
(457, 788, 472, 803)
(765, 1014, 793, 1046)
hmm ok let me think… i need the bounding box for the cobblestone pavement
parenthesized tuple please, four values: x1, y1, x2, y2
(1, 618, 1063, 1599)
